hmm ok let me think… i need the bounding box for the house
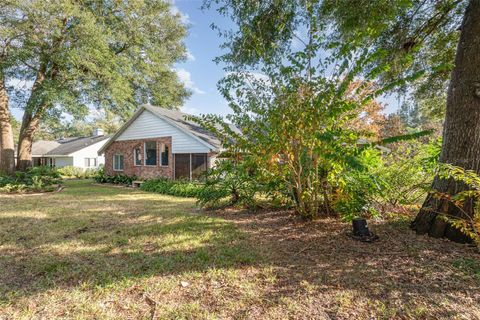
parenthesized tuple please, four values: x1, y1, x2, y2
(98, 105, 222, 180)
(31, 129, 110, 169)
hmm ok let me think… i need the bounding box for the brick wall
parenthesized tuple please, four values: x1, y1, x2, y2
(104, 137, 173, 179)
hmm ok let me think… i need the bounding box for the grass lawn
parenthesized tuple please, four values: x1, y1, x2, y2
(1, 180, 479, 319)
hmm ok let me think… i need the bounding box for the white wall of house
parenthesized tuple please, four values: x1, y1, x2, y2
(69, 139, 109, 169)
(52, 157, 74, 167)
(116, 109, 211, 153)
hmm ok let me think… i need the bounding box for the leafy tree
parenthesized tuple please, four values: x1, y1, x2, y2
(0, 0, 189, 171)
(35, 110, 123, 140)
(197, 9, 398, 219)
(207, 0, 480, 242)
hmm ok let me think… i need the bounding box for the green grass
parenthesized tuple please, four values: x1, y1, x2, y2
(0, 180, 259, 319)
(1, 180, 479, 319)
(453, 258, 480, 281)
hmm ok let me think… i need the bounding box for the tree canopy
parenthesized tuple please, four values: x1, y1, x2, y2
(0, 0, 190, 170)
(206, 0, 466, 119)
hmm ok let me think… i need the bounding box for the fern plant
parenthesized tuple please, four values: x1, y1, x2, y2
(434, 164, 480, 250)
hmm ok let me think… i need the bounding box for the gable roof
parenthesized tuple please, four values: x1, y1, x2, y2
(98, 105, 223, 154)
(32, 135, 110, 157)
(32, 140, 61, 156)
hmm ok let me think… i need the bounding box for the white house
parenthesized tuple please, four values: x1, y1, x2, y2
(31, 129, 110, 169)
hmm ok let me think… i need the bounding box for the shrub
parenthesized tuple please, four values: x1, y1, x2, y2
(140, 178, 202, 198)
(93, 166, 136, 185)
(333, 149, 384, 220)
(0, 166, 61, 193)
(373, 140, 440, 208)
(57, 166, 99, 179)
(331, 140, 440, 220)
(196, 159, 260, 209)
(434, 164, 480, 250)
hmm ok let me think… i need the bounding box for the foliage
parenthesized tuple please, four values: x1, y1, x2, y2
(433, 164, 480, 250)
(333, 149, 384, 220)
(1, 0, 190, 169)
(2, 0, 189, 113)
(36, 110, 123, 140)
(140, 178, 203, 198)
(93, 166, 135, 185)
(0, 166, 61, 193)
(197, 1, 437, 219)
(57, 166, 98, 179)
(207, 0, 465, 119)
(196, 159, 261, 209)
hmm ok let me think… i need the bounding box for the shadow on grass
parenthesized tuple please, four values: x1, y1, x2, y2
(1, 180, 479, 318)
(0, 180, 257, 302)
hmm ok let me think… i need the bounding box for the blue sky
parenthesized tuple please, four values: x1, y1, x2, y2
(173, 0, 233, 117)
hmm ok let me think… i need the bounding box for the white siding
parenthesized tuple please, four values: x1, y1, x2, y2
(116, 109, 211, 153)
(69, 139, 108, 168)
(52, 157, 73, 168)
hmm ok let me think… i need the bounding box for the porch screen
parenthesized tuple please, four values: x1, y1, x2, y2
(192, 154, 207, 180)
(174, 154, 190, 180)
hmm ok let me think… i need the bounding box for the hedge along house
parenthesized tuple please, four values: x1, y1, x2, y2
(98, 105, 221, 180)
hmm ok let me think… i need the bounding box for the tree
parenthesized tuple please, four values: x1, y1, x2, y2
(35, 110, 123, 140)
(0, 6, 20, 174)
(207, 0, 479, 242)
(0, 0, 189, 171)
(412, 0, 480, 242)
(198, 1, 400, 218)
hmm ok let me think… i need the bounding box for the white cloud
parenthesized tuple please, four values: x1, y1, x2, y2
(186, 50, 195, 62)
(180, 105, 201, 115)
(176, 68, 205, 95)
(170, 1, 190, 25)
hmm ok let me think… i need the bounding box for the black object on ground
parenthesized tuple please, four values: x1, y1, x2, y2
(347, 218, 379, 242)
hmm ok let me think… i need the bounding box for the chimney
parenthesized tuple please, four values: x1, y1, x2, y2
(93, 128, 104, 137)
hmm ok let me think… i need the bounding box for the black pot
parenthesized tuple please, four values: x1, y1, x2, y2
(352, 218, 371, 237)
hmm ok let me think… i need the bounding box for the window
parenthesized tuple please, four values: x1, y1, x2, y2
(113, 154, 124, 171)
(84, 158, 97, 167)
(161, 144, 169, 166)
(134, 147, 142, 166)
(144, 141, 157, 166)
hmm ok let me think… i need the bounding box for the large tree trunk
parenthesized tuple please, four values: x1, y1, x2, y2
(16, 110, 42, 171)
(412, 0, 480, 243)
(16, 66, 47, 171)
(0, 74, 15, 175)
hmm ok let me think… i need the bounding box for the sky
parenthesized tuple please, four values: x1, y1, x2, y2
(173, 0, 233, 117)
(11, 0, 400, 121)
(173, 0, 400, 117)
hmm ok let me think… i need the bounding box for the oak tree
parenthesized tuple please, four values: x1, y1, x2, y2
(0, 0, 189, 171)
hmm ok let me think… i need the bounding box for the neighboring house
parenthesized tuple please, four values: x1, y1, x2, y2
(98, 104, 222, 180)
(31, 129, 110, 169)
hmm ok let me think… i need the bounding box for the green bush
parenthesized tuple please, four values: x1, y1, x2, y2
(196, 159, 260, 209)
(0, 166, 61, 193)
(140, 178, 202, 198)
(93, 166, 136, 185)
(57, 166, 98, 179)
(372, 140, 440, 207)
(334, 149, 384, 220)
